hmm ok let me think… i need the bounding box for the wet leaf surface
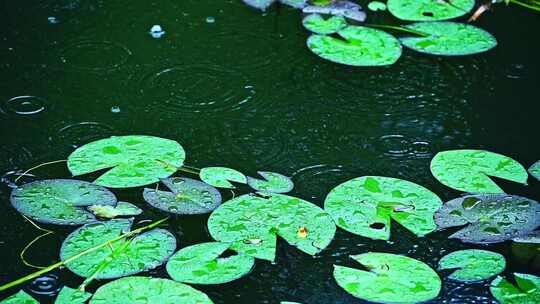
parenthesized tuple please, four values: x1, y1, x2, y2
(439, 249, 506, 282)
(10, 179, 117, 225)
(325, 176, 442, 240)
(387, 0, 475, 21)
(166, 242, 254, 284)
(208, 193, 336, 261)
(334, 252, 441, 303)
(302, 14, 347, 35)
(199, 167, 247, 189)
(431, 149, 528, 193)
(303, 1, 366, 22)
(68, 135, 185, 188)
(60, 219, 176, 279)
(490, 273, 540, 304)
(529, 161, 540, 181)
(54, 286, 92, 304)
(247, 171, 294, 193)
(435, 194, 540, 244)
(0, 291, 38, 304)
(88, 202, 142, 219)
(143, 177, 221, 214)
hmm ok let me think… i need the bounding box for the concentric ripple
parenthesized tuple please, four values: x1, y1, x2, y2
(27, 274, 62, 296)
(54, 122, 116, 149)
(291, 164, 358, 202)
(59, 41, 132, 71)
(1, 96, 47, 116)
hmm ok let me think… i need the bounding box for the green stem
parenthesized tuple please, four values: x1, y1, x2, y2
(178, 167, 199, 175)
(14, 159, 67, 184)
(0, 217, 169, 292)
(364, 24, 429, 37)
(510, 0, 540, 11)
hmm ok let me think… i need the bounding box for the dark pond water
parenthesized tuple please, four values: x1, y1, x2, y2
(1, 0, 539, 303)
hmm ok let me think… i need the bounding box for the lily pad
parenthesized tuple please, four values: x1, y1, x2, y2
(166, 242, 254, 284)
(307, 26, 402, 67)
(430, 150, 528, 193)
(302, 14, 347, 35)
(303, 1, 367, 22)
(387, 0, 475, 21)
(10, 179, 117, 225)
(243, 0, 307, 11)
(208, 193, 336, 261)
(247, 171, 294, 193)
(60, 219, 176, 279)
(88, 202, 142, 219)
(0, 291, 38, 304)
(438, 249, 506, 282)
(400, 22, 498, 56)
(199, 167, 247, 189)
(334, 252, 441, 303)
(55, 287, 92, 304)
(435, 194, 540, 244)
(143, 177, 222, 214)
(89, 277, 214, 304)
(490, 273, 540, 304)
(324, 176, 442, 240)
(529, 161, 540, 181)
(67, 135, 185, 188)
(368, 1, 387, 11)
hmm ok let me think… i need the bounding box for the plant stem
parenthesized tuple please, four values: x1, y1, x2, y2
(510, 0, 540, 11)
(178, 167, 199, 175)
(14, 160, 67, 184)
(364, 24, 429, 37)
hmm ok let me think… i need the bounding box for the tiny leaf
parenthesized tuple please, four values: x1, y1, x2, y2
(529, 161, 540, 181)
(302, 14, 348, 35)
(199, 167, 247, 189)
(439, 249, 506, 282)
(303, 1, 366, 22)
(247, 171, 294, 193)
(88, 201, 142, 219)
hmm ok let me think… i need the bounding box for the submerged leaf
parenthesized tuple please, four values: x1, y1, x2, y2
(143, 177, 221, 214)
(490, 273, 540, 304)
(68, 135, 185, 188)
(325, 176, 442, 240)
(200, 167, 247, 189)
(302, 14, 347, 35)
(435, 194, 540, 244)
(430, 150, 528, 193)
(400, 22, 498, 56)
(334, 253, 441, 303)
(0, 291, 38, 304)
(208, 193, 336, 261)
(55, 286, 92, 304)
(88, 201, 142, 219)
(387, 0, 475, 21)
(89, 277, 214, 304)
(307, 26, 402, 67)
(166, 242, 254, 284)
(439, 249, 506, 282)
(247, 171, 294, 193)
(303, 1, 367, 22)
(529, 161, 540, 181)
(10, 179, 117, 225)
(60, 219, 176, 279)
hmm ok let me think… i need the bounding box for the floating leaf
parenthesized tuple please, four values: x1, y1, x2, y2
(60, 219, 176, 279)
(10, 179, 117, 225)
(400, 22, 498, 56)
(0, 291, 38, 304)
(208, 193, 336, 261)
(303, 1, 367, 22)
(89, 277, 214, 304)
(166, 242, 254, 284)
(68, 135, 185, 188)
(430, 150, 528, 193)
(368, 1, 387, 11)
(529, 161, 540, 181)
(435, 194, 540, 244)
(307, 26, 402, 67)
(88, 202, 142, 219)
(281, 0, 308, 8)
(334, 253, 441, 303)
(143, 177, 221, 214)
(438, 249, 506, 282)
(490, 273, 540, 304)
(302, 14, 347, 35)
(325, 176, 442, 240)
(243, 0, 307, 11)
(199, 167, 246, 189)
(55, 286, 92, 304)
(513, 231, 540, 244)
(387, 0, 475, 21)
(247, 171, 294, 193)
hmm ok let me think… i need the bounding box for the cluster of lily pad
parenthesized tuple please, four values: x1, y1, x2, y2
(243, 0, 498, 66)
(1, 135, 539, 303)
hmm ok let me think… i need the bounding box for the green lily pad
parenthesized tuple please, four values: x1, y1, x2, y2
(302, 14, 347, 35)
(89, 277, 214, 304)
(529, 161, 540, 181)
(243, 0, 307, 11)
(307, 26, 402, 67)
(143, 177, 222, 214)
(400, 22, 498, 56)
(324, 176, 442, 240)
(435, 194, 540, 244)
(208, 193, 336, 261)
(334, 252, 441, 303)
(10, 179, 117, 225)
(68, 135, 185, 188)
(55, 286, 92, 304)
(387, 0, 475, 21)
(166, 242, 254, 284)
(0, 291, 38, 304)
(247, 171, 294, 193)
(368, 1, 387, 11)
(430, 149, 528, 193)
(88, 202, 142, 219)
(303, 1, 367, 22)
(199, 167, 246, 189)
(438, 249, 506, 282)
(490, 273, 540, 304)
(60, 219, 176, 279)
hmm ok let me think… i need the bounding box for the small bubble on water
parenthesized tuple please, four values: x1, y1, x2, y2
(149, 25, 165, 38)
(111, 106, 121, 113)
(48, 16, 59, 24)
(206, 16, 215, 23)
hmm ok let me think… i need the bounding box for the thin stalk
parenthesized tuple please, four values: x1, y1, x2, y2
(182, 164, 202, 172)
(365, 24, 429, 37)
(19, 215, 55, 269)
(178, 167, 199, 175)
(510, 0, 540, 11)
(14, 160, 67, 184)
(0, 217, 169, 292)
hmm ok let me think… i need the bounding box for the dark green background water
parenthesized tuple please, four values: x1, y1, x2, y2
(1, 0, 539, 303)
